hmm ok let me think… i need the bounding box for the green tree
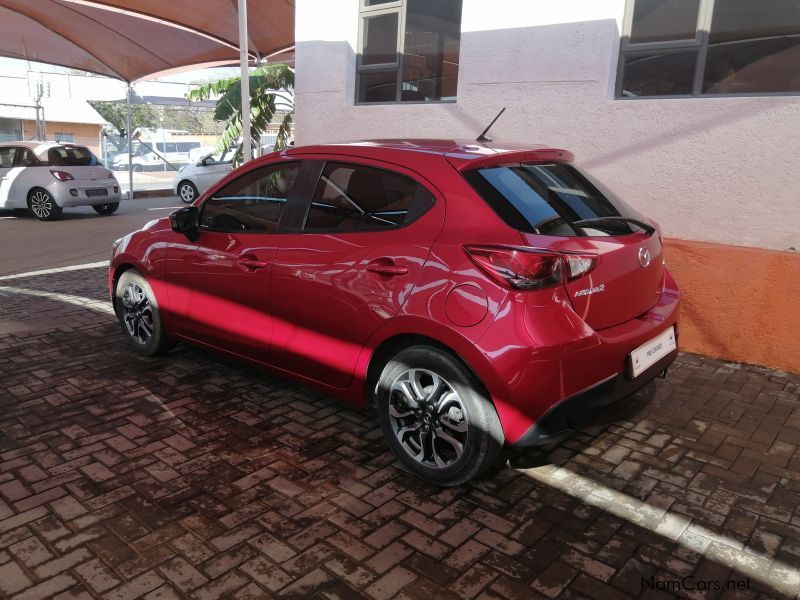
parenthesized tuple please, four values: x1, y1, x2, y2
(88, 100, 159, 138)
(187, 64, 294, 165)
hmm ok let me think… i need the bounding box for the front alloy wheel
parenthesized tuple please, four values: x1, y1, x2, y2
(114, 270, 172, 356)
(120, 281, 155, 346)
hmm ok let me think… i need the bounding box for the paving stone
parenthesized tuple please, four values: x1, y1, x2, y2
(0, 266, 798, 600)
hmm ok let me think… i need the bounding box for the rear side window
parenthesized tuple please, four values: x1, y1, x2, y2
(47, 146, 97, 166)
(463, 163, 645, 236)
(303, 162, 434, 232)
(201, 162, 301, 232)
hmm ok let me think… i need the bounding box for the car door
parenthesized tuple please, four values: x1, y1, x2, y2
(164, 158, 303, 362)
(196, 150, 234, 192)
(269, 158, 445, 388)
(0, 147, 18, 207)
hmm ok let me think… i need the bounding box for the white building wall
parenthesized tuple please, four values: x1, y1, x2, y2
(295, 0, 800, 251)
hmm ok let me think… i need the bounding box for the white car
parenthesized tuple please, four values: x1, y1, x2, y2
(114, 141, 202, 172)
(0, 142, 121, 221)
(173, 147, 236, 204)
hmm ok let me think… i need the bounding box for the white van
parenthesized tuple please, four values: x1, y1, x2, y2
(113, 140, 202, 171)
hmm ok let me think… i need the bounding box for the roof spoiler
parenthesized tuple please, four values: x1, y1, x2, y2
(450, 149, 575, 172)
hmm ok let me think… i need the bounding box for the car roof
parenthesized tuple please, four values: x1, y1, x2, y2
(284, 139, 574, 171)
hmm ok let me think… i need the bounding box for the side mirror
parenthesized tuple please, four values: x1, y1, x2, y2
(170, 206, 200, 241)
(200, 156, 209, 166)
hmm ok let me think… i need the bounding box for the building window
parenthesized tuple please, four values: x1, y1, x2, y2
(618, 0, 800, 97)
(55, 133, 75, 143)
(356, 0, 463, 104)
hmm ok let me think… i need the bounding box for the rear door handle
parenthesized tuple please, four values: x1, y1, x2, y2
(238, 256, 269, 270)
(366, 259, 409, 276)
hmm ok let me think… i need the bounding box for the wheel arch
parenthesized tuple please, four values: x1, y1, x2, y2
(364, 333, 491, 409)
(110, 262, 138, 315)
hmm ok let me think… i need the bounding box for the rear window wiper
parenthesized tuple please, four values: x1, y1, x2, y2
(571, 217, 655, 236)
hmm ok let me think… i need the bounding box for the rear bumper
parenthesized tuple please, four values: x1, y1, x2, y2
(467, 270, 681, 445)
(510, 348, 677, 447)
(50, 179, 121, 207)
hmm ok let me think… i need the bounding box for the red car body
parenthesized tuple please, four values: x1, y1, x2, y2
(110, 140, 680, 447)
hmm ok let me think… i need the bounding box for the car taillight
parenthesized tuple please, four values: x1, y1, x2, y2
(50, 170, 74, 182)
(464, 245, 596, 291)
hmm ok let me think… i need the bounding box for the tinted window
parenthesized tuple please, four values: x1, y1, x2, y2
(362, 13, 399, 65)
(357, 0, 463, 103)
(303, 162, 433, 232)
(619, 0, 800, 97)
(704, 0, 800, 94)
(15, 149, 38, 167)
(0, 147, 17, 168)
(47, 146, 97, 166)
(401, 0, 463, 101)
(201, 162, 300, 232)
(177, 142, 201, 152)
(622, 51, 698, 96)
(630, 0, 700, 44)
(464, 164, 646, 237)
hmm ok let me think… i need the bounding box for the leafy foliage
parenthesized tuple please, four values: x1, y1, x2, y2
(187, 64, 294, 166)
(89, 101, 159, 138)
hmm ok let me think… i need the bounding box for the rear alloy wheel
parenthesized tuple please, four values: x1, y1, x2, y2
(376, 346, 505, 486)
(178, 180, 198, 204)
(27, 189, 63, 221)
(115, 270, 172, 356)
(93, 202, 119, 215)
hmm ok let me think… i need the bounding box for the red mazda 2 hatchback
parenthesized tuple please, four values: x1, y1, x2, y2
(110, 140, 679, 485)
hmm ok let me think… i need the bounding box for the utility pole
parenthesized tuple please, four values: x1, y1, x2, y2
(238, 0, 252, 163)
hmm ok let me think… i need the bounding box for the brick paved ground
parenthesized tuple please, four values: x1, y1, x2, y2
(0, 266, 799, 600)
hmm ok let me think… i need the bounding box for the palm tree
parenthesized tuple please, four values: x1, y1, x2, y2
(187, 64, 294, 166)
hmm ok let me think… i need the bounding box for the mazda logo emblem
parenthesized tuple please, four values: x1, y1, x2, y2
(639, 247, 651, 268)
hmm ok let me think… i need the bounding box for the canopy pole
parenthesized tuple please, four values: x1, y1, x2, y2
(127, 84, 134, 200)
(238, 0, 252, 163)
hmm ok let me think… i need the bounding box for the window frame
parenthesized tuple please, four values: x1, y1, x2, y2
(287, 158, 437, 235)
(198, 159, 305, 234)
(617, 0, 800, 99)
(356, 0, 461, 105)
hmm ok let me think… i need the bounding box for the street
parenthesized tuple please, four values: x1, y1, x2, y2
(0, 197, 182, 276)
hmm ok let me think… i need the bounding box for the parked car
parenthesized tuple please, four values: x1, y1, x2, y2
(112, 140, 202, 172)
(109, 140, 680, 485)
(173, 147, 236, 204)
(0, 142, 121, 221)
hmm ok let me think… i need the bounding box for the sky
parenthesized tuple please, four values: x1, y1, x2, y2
(0, 57, 240, 85)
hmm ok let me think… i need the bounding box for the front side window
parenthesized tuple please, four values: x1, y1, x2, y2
(0, 147, 17, 168)
(15, 149, 39, 167)
(303, 162, 434, 232)
(618, 0, 800, 97)
(356, 0, 463, 103)
(201, 162, 300, 232)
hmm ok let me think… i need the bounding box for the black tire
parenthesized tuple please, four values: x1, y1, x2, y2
(93, 202, 119, 215)
(375, 345, 505, 486)
(178, 180, 199, 204)
(114, 270, 172, 356)
(27, 188, 63, 221)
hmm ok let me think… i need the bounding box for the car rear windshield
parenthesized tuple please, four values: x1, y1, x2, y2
(47, 146, 98, 167)
(463, 163, 647, 236)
